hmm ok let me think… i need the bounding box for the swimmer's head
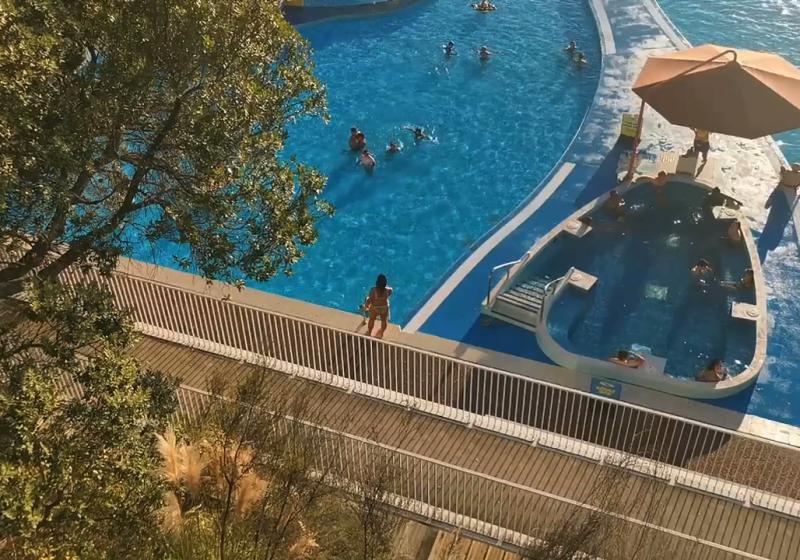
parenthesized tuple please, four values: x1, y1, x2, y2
(448, 41, 454, 47)
(350, 127, 357, 134)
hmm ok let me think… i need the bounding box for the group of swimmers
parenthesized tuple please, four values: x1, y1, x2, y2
(690, 259, 754, 291)
(609, 350, 730, 382)
(564, 40, 588, 66)
(349, 126, 431, 173)
(442, 40, 493, 62)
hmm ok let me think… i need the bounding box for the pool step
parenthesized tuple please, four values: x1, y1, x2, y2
(493, 279, 549, 330)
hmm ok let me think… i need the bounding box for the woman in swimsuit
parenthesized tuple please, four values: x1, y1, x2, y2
(365, 274, 393, 338)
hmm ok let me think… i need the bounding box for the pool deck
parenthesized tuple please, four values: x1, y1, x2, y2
(400, 0, 800, 442)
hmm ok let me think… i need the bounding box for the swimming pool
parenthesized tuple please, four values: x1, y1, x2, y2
(251, 0, 599, 321)
(537, 182, 757, 382)
(659, 0, 800, 162)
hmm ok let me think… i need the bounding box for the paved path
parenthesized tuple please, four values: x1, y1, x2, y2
(133, 334, 800, 559)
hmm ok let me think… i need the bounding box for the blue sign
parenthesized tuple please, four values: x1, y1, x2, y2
(590, 378, 622, 400)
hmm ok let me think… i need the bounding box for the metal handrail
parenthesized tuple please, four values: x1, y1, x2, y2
(485, 252, 531, 306)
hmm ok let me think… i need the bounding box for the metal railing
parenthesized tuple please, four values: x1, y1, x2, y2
(59, 265, 800, 519)
(170, 385, 763, 558)
(485, 252, 531, 306)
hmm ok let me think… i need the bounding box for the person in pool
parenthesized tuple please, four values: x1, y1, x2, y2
(721, 268, 754, 290)
(565, 40, 578, 54)
(478, 46, 492, 61)
(696, 359, 728, 382)
(443, 40, 457, 56)
(349, 127, 366, 151)
(405, 126, 429, 143)
(472, 0, 496, 11)
(574, 51, 588, 66)
(609, 350, 645, 369)
(363, 274, 393, 338)
(358, 149, 376, 173)
(727, 220, 743, 245)
(386, 140, 402, 154)
(691, 258, 714, 286)
(603, 190, 626, 219)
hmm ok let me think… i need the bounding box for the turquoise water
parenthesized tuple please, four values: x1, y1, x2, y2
(535, 182, 756, 380)
(257, 1, 600, 321)
(659, 0, 800, 162)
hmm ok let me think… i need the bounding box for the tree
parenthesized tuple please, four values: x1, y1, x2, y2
(0, 0, 329, 299)
(158, 373, 400, 560)
(0, 281, 177, 559)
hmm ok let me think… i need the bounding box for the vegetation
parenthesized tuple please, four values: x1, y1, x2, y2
(0, 0, 337, 557)
(156, 373, 399, 560)
(0, 0, 329, 300)
(0, 282, 177, 558)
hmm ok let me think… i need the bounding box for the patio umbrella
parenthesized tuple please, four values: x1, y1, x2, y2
(632, 44, 800, 139)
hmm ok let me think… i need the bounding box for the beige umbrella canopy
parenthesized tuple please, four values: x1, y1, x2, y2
(632, 44, 800, 138)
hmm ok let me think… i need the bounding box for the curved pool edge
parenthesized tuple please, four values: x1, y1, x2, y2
(403, 0, 611, 330)
(529, 176, 767, 399)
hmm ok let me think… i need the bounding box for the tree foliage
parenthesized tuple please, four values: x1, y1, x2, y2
(158, 373, 398, 560)
(0, 0, 329, 298)
(0, 282, 177, 559)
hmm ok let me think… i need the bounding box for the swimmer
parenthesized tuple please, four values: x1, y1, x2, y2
(696, 359, 728, 382)
(478, 46, 492, 61)
(609, 350, 645, 369)
(443, 40, 457, 56)
(405, 126, 429, 143)
(727, 220, 742, 245)
(349, 127, 366, 151)
(386, 140, 403, 154)
(653, 171, 668, 191)
(723, 268, 754, 290)
(358, 149, 376, 173)
(603, 190, 626, 219)
(738, 268, 755, 289)
(691, 258, 714, 286)
(471, 0, 497, 11)
(574, 51, 588, 66)
(565, 40, 578, 54)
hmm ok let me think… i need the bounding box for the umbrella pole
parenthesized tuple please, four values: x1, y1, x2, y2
(626, 99, 646, 181)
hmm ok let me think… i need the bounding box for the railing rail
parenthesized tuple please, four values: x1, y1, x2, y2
(59, 265, 800, 518)
(485, 252, 531, 306)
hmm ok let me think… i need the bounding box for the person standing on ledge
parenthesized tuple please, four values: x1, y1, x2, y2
(688, 128, 711, 163)
(364, 274, 393, 338)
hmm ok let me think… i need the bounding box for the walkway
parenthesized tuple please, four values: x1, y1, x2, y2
(133, 334, 800, 559)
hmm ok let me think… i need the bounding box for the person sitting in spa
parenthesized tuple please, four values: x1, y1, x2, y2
(691, 258, 714, 287)
(472, 0, 497, 12)
(696, 359, 729, 382)
(727, 220, 742, 245)
(609, 350, 645, 369)
(603, 190, 626, 219)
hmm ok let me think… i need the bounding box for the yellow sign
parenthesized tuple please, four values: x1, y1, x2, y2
(620, 113, 639, 138)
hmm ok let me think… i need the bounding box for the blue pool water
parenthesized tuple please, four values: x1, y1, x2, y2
(255, 0, 600, 321)
(659, 0, 800, 162)
(524, 182, 757, 379)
